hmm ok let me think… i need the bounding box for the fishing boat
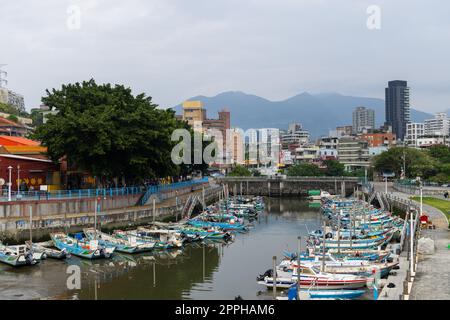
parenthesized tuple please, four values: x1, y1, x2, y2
(51, 232, 115, 259)
(284, 284, 366, 300)
(136, 227, 184, 249)
(283, 249, 391, 262)
(114, 229, 179, 250)
(0, 242, 38, 267)
(279, 258, 398, 278)
(308, 289, 366, 299)
(7, 244, 45, 261)
(150, 222, 232, 241)
(25, 241, 70, 260)
(187, 219, 249, 232)
(84, 228, 155, 253)
(257, 265, 369, 290)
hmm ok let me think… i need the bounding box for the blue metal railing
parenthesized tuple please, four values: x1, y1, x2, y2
(139, 177, 209, 206)
(1, 178, 208, 202)
(1, 186, 145, 201)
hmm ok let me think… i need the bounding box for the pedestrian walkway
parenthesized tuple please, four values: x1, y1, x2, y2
(373, 182, 450, 300)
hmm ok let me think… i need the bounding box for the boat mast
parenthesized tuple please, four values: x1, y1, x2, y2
(29, 206, 33, 244)
(321, 220, 326, 272)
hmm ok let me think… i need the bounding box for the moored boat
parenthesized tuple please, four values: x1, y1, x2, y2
(51, 232, 115, 259)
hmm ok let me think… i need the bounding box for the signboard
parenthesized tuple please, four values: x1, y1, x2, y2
(40, 185, 48, 191)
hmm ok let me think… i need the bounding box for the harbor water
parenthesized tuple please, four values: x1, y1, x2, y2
(0, 198, 363, 300)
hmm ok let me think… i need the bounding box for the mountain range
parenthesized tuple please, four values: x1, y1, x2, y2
(172, 91, 433, 138)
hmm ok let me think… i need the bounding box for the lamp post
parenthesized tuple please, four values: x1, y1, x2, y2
(7, 166, 12, 201)
(17, 165, 20, 195)
(418, 177, 423, 216)
(384, 176, 388, 194)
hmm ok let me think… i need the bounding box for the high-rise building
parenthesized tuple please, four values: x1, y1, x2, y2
(337, 137, 370, 172)
(281, 123, 310, 149)
(385, 80, 410, 141)
(352, 107, 375, 134)
(405, 123, 425, 147)
(334, 126, 353, 137)
(230, 128, 244, 165)
(182, 100, 206, 131)
(424, 112, 450, 137)
(0, 65, 25, 112)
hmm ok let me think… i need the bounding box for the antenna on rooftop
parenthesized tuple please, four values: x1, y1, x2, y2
(0, 64, 7, 88)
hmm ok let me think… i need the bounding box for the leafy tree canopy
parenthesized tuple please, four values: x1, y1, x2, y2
(228, 165, 252, 177)
(372, 147, 438, 179)
(33, 79, 186, 183)
(287, 163, 324, 177)
(323, 159, 345, 176)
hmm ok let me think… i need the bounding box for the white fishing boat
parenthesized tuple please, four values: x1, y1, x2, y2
(257, 265, 369, 290)
(0, 242, 38, 267)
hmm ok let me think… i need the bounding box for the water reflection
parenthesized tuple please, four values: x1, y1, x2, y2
(0, 198, 321, 300)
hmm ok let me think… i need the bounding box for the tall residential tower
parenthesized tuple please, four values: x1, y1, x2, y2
(352, 106, 375, 134)
(385, 80, 410, 141)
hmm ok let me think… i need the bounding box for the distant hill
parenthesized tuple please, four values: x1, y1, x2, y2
(172, 91, 432, 138)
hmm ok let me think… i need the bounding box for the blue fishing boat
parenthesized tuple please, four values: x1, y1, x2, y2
(51, 232, 115, 259)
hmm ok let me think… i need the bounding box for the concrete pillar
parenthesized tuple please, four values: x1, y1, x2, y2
(268, 181, 271, 197)
(279, 181, 283, 196)
(341, 181, 346, 197)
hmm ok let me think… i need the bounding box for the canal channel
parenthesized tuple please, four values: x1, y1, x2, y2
(0, 198, 354, 300)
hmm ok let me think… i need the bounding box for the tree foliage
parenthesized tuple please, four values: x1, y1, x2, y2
(228, 165, 252, 177)
(372, 147, 438, 179)
(33, 79, 186, 183)
(287, 163, 324, 177)
(323, 159, 345, 176)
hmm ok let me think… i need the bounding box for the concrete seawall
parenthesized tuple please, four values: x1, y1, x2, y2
(0, 182, 215, 242)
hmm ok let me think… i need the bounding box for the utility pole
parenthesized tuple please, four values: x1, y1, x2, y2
(321, 220, 326, 272)
(7, 166, 12, 202)
(410, 210, 415, 277)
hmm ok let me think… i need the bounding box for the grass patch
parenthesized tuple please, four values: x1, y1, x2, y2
(410, 197, 450, 221)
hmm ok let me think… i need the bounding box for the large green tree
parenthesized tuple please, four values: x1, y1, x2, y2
(33, 79, 185, 184)
(372, 147, 438, 179)
(287, 163, 324, 177)
(323, 159, 345, 176)
(228, 165, 252, 177)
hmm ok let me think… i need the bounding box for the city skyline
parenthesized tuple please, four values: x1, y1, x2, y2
(1, 1, 450, 113)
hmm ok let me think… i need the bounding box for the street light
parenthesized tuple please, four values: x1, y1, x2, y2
(17, 165, 20, 195)
(7, 166, 12, 201)
(417, 177, 423, 216)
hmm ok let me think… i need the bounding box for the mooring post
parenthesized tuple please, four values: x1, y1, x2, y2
(152, 198, 156, 223)
(272, 256, 277, 299)
(153, 262, 156, 287)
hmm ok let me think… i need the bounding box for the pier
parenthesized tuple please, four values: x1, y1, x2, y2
(215, 176, 360, 197)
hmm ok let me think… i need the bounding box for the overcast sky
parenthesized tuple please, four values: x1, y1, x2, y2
(1, 0, 449, 113)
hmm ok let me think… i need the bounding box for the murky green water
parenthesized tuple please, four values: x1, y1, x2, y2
(1, 198, 329, 300)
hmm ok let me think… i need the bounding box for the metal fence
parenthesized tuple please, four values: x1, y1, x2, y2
(1, 177, 209, 202)
(139, 177, 209, 206)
